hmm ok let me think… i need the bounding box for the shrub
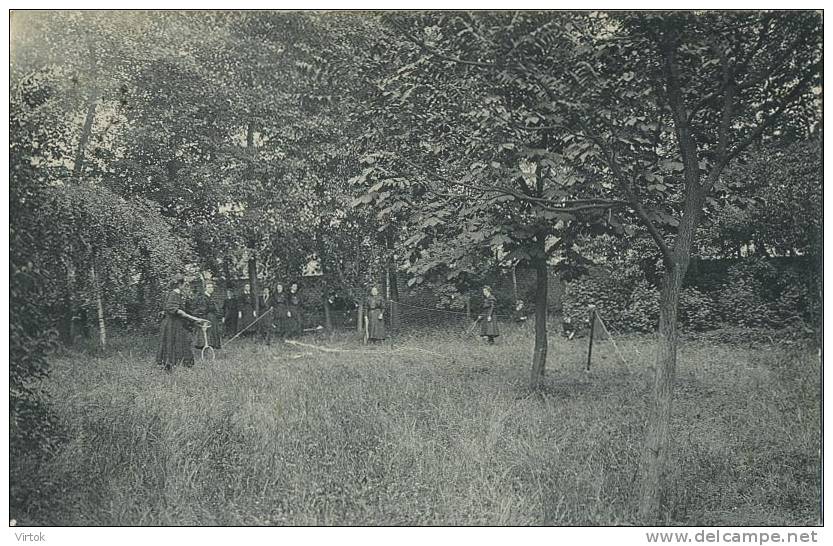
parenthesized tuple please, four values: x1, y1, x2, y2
(679, 288, 720, 332)
(564, 267, 637, 329)
(621, 280, 660, 333)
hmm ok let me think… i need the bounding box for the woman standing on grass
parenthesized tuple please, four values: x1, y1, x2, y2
(238, 283, 256, 336)
(258, 286, 274, 344)
(272, 283, 290, 340)
(157, 274, 208, 372)
(287, 282, 303, 337)
(222, 287, 238, 338)
(479, 285, 500, 344)
(365, 286, 387, 343)
(193, 281, 222, 351)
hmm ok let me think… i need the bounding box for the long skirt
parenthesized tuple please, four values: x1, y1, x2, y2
(157, 317, 194, 369)
(286, 308, 303, 337)
(194, 314, 222, 349)
(367, 309, 386, 340)
(273, 309, 291, 338)
(258, 308, 274, 336)
(480, 316, 500, 337)
(238, 303, 256, 335)
(223, 311, 238, 339)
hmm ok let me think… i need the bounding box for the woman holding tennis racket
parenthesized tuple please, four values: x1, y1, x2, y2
(157, 274, 208, 372)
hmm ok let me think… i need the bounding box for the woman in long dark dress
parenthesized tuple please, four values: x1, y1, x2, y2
(222, 288, 238, 338)
(479, 285, 500, 344)
(193, 281, 222, 351)
(272, 283, 290, 340)
(286, 283, 303, 337)
(365, 286, 387, 343)
(258, 286, 274, 344)
(238, 283, 256, 336)
(157, 275, 207, 371)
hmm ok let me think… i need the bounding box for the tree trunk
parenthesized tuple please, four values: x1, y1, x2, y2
(637, 264, 684, 523)
(74, 90, 99, 178)
(245, 118, 259, 314)
(551, 272, 564, 334)
(63, 91, 97, 342)
(529, 254, 549, 389)
(136, 268, 146, 324)
(246, 120, 257, 179)
(638, 180, 701, 523)
(223, 255, 233, 293)
(248, 252, 259, 314)
(387, 254, 400, 329)
(356, 300, 364, 337)
(324, 284, 333, 331)
(61, 258, 76, 345)
(91, 263, 106, 351)
(247, 122, 255, 148)
(512, 263, 519, 302)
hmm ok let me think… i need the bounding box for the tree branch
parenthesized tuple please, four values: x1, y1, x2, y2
(710, 59, 821, 185)
(394, 150, 625, 215)
(578, 118, 675, 269)
(712, 38, 736, 183)
(390, 19, 498, 69)
(607, 153, 675, 270)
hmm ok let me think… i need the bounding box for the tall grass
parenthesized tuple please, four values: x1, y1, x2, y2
(13, 326, 820, 525)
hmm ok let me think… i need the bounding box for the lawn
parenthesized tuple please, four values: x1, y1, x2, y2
(12, 325, 821, 526)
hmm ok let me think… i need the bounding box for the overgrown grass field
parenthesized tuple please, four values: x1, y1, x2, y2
(15, 326, 820, 525)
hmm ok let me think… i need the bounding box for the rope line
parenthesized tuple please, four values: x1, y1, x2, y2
(224, 307, 273, 347)
(285, 339, 449, 359)
(393, 300, 514, 319)
(285, 339, 382, 355)
(596, 310, 643, 359)
(594, 311, 630, 367)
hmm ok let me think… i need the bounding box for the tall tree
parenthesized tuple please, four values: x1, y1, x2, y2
(475, 11, 821, 520)
(353, 10, 821, 520)
(352, 12, 628, 387)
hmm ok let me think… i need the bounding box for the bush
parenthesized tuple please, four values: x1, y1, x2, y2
(562, 256, 818, 335)
(715, 259, 783, 329)
(564, 268, 636, 330)
(621, 280, 660, 333)
(679, 288, 720, 332)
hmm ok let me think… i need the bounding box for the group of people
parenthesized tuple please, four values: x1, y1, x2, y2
(221, 281, 305, 344)
(155, 275, 306, 372)
(155, 276, 521, 372)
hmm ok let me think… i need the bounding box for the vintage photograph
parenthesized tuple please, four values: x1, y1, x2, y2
(9, 9, 822, 529)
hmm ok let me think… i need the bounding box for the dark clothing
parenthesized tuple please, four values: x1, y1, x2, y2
(193, 292, 222, 349)
(157, 290, 194, 370)
(272, 292, 290, 338)
(366, 295, 387, 340)
(480, 295, 500, 338)
(286, 291, 303, 337)
(223, 297, 238, 338)
(238, 293, 256, 336)
(258, 295, 274, 341)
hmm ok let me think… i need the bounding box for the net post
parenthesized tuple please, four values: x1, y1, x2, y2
(586, 305, 596, 371)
